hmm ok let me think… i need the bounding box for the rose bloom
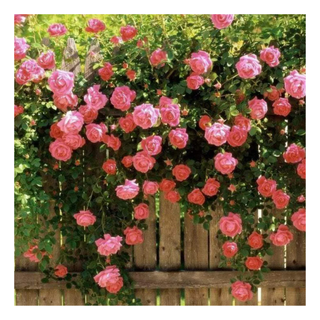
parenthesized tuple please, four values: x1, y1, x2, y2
(150, 49, 168, 67)
(283, 143, 305, 163)
(231, 281, 253, 302)
(169, 128, 189, 149)
(284, 70, 306, 99)
(54, 264, 68, 278)
(98, 62, 114, 81)
(134, 203, 150, 220)
(273, 98, 291, 117)
(202, 178, 220, 197)
(199, 115, 212, 130)
(50, 122, 63, 139)
(126, 69, 136, 81)
(78, 105, 99, 124)
(272, 190, 290, 209)
(297, 159, 306, 179)
(291, 208, 306, 232)
(119, 114, 136, 133)
(297, 195, 305, 203)
(37, 50, 55, 69)
(260, 46, 281, 67)
(14, 14, 29, 25)
(14, 37, 29, 60)
(57, 111, 84, 134)
(62, 133, 85, 150)
(110, 36, 123, 45)
(234, 114, 251, 132)
(85, 19, 106, 33)
(236, 54, 262, 79)
(187, 189, 205, 206)
(172, 164, 191, 182)
(161, 104, 180, 127)
(227, 125, 248, 147)
(95, 234, 122, 256)
(86, 123, 107, 143)
(248, 97, 268, 120)
(219, 212, 242, 237)
(186, 73, 204, 90)
(133, 104, 160, 129)
(23, 245, 42, 263)
(205, 122, 230, 146)
(222, 241, 238, 258)
(164, 189, 181, 203)
(245, 257, 263, 270)
(263, 85, 280, 101)
(211, 14, 234, 29)
(49, 138, 72, 162)
(248, 231, 263, 249)
(132, 151, 156, 173)
(84, 85, 108, 111)
(53, 92, 78, 113)
(189, 50, 212, 75)
(47, 23, 67, 37)
(256, 176, 277, 197)
(121, 156, 133, 168)
(123, 226, 144, 245)
(214, 152, 238, 175)
(48, 70, 74, 95)
(103, 134, 122, 151)
(73, 210, 96, 227)
(15, 59, 45, 85)
(115, 179, 139, 200)
(142, 181, 159, 195)
(94, 265, 123, 294)
(102, 159, 117, 175)
(14, 105, 24, 118)
(270, 225, 293, 246)
(159, 96, 173, 108)
(120, 25, 138, 41)
(111, 86, 136, 111)
(141, 135, 162, 155)
(159, 179, 176, 192)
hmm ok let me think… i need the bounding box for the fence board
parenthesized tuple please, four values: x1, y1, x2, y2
(61, 38, 81, 76)
(85, 39, 101, 81)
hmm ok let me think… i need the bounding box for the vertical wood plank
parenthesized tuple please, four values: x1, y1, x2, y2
(159, 192, 181, 305)
(85, 39, 102, 81)
(134, 195, 157, 305)
(61, 38, 81, 76)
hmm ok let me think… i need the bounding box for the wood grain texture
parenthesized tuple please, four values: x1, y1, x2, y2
(61, 38, 81, 76)
(84, 39, 101, 81)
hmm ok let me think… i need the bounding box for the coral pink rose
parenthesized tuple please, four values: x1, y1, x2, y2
(272, 190, 290, 209)
(141, 135, 162, 155)
(297, 195, 305, 203)
(283, 144, 305, 163)
(164, 189, 181, 203)
(134, 203, 150, 220)
(86, 123, 107, 143)
(54, 264, 68, 278)
(245, 257, 263, 270)
(14, 14, 29, 25)
(205, 122, 230, 146)
(73, 210, 96, 227)
(123, 226, 144, 245)
(273, 98, 291, 117)
(94, 265, 123, 293)
(62, 133, 85, 150)
(50, 122, 63, 139)
(14, 37, 29, 60)
(260, 46, 281, 67)
(95, 234, 122, 256)
(211, 14, 234, 29)
(227, 125, 248, 147)
(222, 241, 238, 258)
(120, 25, 137, 41)
(214, 152, 238, 174)
(57, 111, 84, 134)
(159, 96, 173, 108)
(48, 70, 74, 95)
(53, 92, 78, 112)
(189, 50, 212, 75)
(133, 104, 160, 129)
(169, 128, 189, 149)
(219, 212, 242, 237)
(150, 49, 168, 67)
(132, 151, 156, 173)
(172, 164, 191, 182)
(297, 159, 306, 179)
(49, 139, 72, 162)
(142, 181, 159, 195)
(111, 86, 136, 111)
(78, 105, 98, 124)
(85, 19, 106, 33)
(15, 59, 45, 85)
(14, 105, 24, 118)
(126, 69, 136, 81)
(270, 225, 293, 246)
(284, 70, 306, 99)
(98, 62, 114, 81)
(102, 159, 117, 175)
(161, 104, 180, 127)
(231, 281, 253, 302)
(121, 156, 133, 168)
(110, 36, 123, 45)
(23, 245, 42, 262)
(202, 178, 220, 197)
(248, 231, 263, 249)
(291, 208, 306, 232)
(236, 54, 262, 79)
(103, 134, 122, 151)
(249, 97, 268, 120)
(186, 73, 204, 90)
(47, 23, 67, 37)
(187, 189, 205, 205)
(159, 179, 176, 192)
(234, 114, 251, 132)
(119, 114, 136, 133)
(84, 85, 108, 111)
(37, 51, 55, 69)
(115, 179, 139, 200)
(264, 85, 280, 101)
(256, 176, 277, 197)
(199, 115, 212, 130)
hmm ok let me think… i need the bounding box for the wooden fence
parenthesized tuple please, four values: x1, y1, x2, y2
(14, 38, 306, 306)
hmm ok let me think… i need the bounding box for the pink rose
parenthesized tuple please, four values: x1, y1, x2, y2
(84, 85, 108, 111)
(172, 164, 191, 181)
(86, 123, 107, 143)
(168, 128, 189, 149)
(231, 281, 253, 302)
(248, 231, 263, 249)
(158, 97, 172, 108)
(142, 181, 159, 195)
(260, 46, 281, 67)
(284, 70, 306, 99)
(272, 189, 290, 209)
(57, 111, 84, 134)
(116, 179, 139, 200)
(161, 104, 180, 127)
(132, 151, 156, 173)
(245, 257, 263, 270)
(272, 98, 291, 117)
(133, 104, 160, 129)
(219, 212, 242, 237)
(297, 159, 306, 179)
(110, 86, 136, 111)
(48, 70, 74, 95)
(98, 62, 114, 81)
(297, 195, 305, 203)
(211, 14, 234, 29)
(110, 36, 123, 45)
(49, 138, 72, 162)
(37, 51, 55, 69)
(270, 225, 293, 246)
(141, 135, 162, 155)
(199, 115, 212, 130)
(150, 49, 168, 67)
(120, 25, 138, 41)
(103, 134, 121, 151)
(187, 189, 205, 205)
(119, 114, 136, 133)
(263, 85, 280, 101)
(50, 123, 63, 139)
(15, 59, 45, 85)
(47, 23, 67, 37)
(23, 245, 41, 262)
(121, 156, 133, 168)
(94, 265, 123, 293)
(186, 73, 204, 90)
(234, 114, 251, 132)
(202, 178, 220, 197)
(14, 37, 29, 60)
(53, 92, 78, 113)
(189, 51, 212, 75)
(73, 210, 96, 227)
(62, 133, 85, 150)
(204, 122, 230, 146)
(249, 97, 268, 120)
(134, 203, 150, 220)
(159, 179, 176, 193)
(283, 143, 305, 163)
(126, 69, 136, 81)
(54, 264, 68, 278)
(236, 54, 262, 79)
(95, 234, 122, 256)
(227, 125, 248, 147)
(123, 226, 143, 245)
(78, 105, 98, 124)
(85, 19, 106, 33)
(102, 159, 117, 175)
(214, 152, 238, 174)
(14, 105, 24, 118)
(164, 189, 181, 203)
(14, 14, 28, 25)
(291, 208, 306, 232)
(256, 176, 277, 197)
(222, 241, 238, 258)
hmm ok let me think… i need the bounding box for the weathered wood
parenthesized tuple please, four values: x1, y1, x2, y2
(134, 195, 157, 305)
(61, 38, 81, 76)
(184, 212, 209, 305)
(159, 192, 181, 305)
(84, 39, 102, 81)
